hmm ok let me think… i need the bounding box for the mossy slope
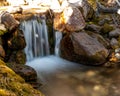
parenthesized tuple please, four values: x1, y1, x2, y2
(0, 60, 44, 96)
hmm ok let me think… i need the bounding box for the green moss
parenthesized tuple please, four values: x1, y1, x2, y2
(101, 23, 114, 34)
(0, 60, 44, 96)
(0, 30, 8, 36)
(90, 51, 106, 64)
(0, 89, 16, 96)
(88, 0, 97, 10)
(0, 24, 8, 36)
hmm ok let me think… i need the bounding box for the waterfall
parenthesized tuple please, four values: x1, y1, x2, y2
(20, 14, 85, 96)
(20, 16, 50, 61)
(54, 31, 62, 56)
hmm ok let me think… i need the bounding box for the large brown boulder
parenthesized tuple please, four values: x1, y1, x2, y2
(60, 31, 109, 65)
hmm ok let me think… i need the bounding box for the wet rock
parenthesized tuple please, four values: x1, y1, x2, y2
(61, 0, 95, 21)
(63, 6, 86, 32)
(0, 45, 5, 60)
(8, 51, 26, 64)
(87, 32, 110, 48)
(7, 63, 37, 82)
(0, 60, 44, 96)
(78, 0, 95, 21)
(7, 29, 26, 50)
(98, 17, 111, 26)
(60, 31, 109, 65)
(110, 38, 119, 49)
(109, 28, 120, 37)
(0, 11, 19, 31)
(101, 23, 114, 34)
(85, 24, 102, 33)
(15, 51, 26, 64)
(54, 5, 86, 32)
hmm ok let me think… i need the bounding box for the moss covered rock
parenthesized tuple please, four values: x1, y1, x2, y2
(88, 0, 97, 10)
(0, 59, 44, 96)
(101, 23, 114, 34)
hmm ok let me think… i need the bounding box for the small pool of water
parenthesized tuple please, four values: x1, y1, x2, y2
(26, 55, 120, 96)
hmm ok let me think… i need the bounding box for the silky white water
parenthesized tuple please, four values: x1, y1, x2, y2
(54, 31, 62, 56)
(26, 55, 80, 82)
(20, 16, 50, 61)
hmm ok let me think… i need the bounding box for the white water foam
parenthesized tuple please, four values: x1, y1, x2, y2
(26, 55, 80, 82)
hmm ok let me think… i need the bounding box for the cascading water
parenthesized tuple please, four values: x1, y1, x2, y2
(54, 31, 62, 56)
(19, 15, 116, 96)
(20, 15, 83, 96)
(20, 16, 50, 61)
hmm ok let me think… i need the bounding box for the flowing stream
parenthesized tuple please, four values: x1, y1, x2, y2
(20, 16, 120, 96)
